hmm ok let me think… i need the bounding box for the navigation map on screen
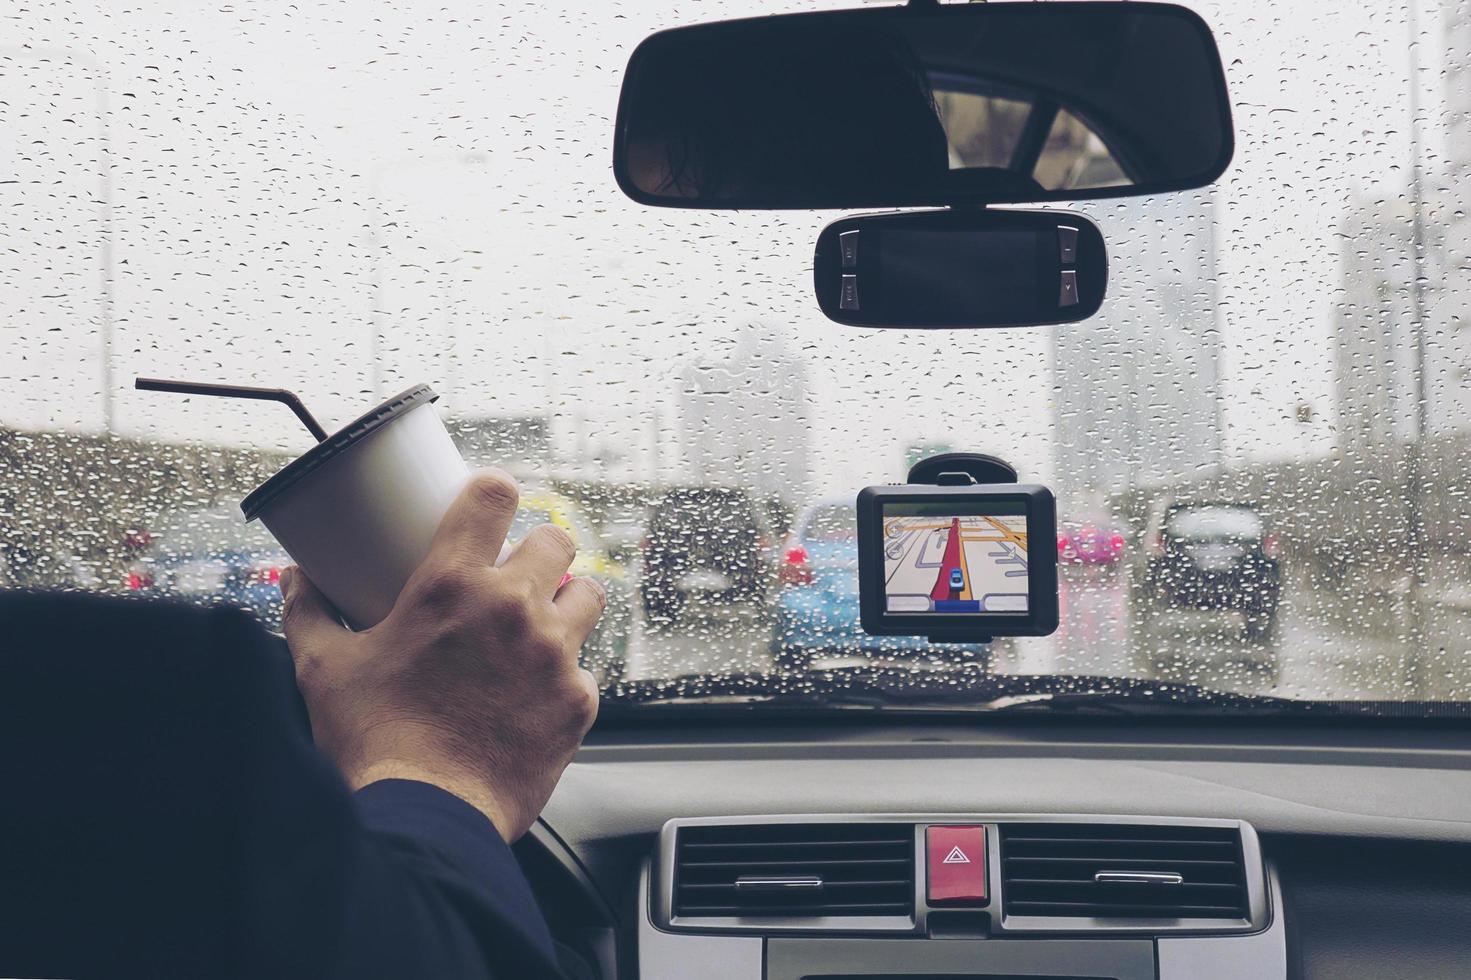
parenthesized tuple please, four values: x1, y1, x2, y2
(882, 505, 1029, 614)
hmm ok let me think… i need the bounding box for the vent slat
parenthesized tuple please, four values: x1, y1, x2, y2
(676, 901, 912, 916)
(1003, 825, 1238, 840)
(999, 823, 1248, 921)
(1006, 835, 1235, 841)
(673, 824, 915, 919)
(679, 857, 910, 870)
(1005, 845, 1235, 858)
(1008, 901, 1242, 916)
(676, 871, 906, 888)
(1004, 856, 1238, 868)
(1004, 879, 1239, 890)
(683, 839, 910, 851)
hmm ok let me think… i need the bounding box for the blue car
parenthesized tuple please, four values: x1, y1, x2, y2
(771, 499, 990, 673)
(949, 568, 965, 591)
(127, 503, 291, 629)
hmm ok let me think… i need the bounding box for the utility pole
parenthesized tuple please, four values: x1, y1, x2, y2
(1207, 183, 1227, 478)
(1403, 0, 1433, 696)
(95, 62, 115, 434)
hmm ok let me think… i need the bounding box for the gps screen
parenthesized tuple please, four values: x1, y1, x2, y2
(881, 501, 1029, 614)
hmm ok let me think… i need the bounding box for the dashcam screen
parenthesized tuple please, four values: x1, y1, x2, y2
(881, 501, 1029, 614)
(879, 229, 1048, 320)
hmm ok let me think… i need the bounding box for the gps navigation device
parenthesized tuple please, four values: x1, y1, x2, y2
(857, 475, 1058, 643)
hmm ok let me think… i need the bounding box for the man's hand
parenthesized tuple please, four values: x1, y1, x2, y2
(279, 469, 605, 842)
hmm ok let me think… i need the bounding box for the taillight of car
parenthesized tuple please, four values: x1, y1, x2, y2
(121, 528, 153, 551)
(1056, 533, 1071, 557)
(244, 562, 283, 586)
(779, 545, 813, 586)
(1262, 533, 1280, 559)
(1109, 533, 1126, 553)
(125, 569, 153, 590)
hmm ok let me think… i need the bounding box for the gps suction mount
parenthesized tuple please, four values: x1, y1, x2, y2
(906, 452, 1018, 646)
(906, 451, 1018, 489)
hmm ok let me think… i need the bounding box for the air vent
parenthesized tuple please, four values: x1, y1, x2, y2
(1000, 823, 1248, 920)
(672, 823, 914, 918)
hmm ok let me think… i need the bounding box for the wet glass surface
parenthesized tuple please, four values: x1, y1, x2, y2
(3, 0, 1471, 710)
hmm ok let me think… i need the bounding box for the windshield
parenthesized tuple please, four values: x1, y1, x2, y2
(5, 0, 1469, 712)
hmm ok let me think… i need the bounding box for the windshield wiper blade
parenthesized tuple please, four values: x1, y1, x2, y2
(981, 686, 1325, 716)
(608, 666, 1324, 714)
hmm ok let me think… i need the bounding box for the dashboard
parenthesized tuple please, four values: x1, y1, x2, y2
(516, 714, 1471, 979)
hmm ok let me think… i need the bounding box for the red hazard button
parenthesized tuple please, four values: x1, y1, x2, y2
(926, 825, 987, 904)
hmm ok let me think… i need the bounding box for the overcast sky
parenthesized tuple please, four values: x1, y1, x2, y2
(0, 0, 1454, 497)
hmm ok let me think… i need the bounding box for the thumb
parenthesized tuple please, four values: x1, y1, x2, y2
(279, 566, 345, 656)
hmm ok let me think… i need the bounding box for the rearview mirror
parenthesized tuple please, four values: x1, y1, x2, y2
(814, 209, 1105, 329)
(614, 2, 1233, 210)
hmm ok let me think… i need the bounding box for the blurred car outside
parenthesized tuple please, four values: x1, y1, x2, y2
(127, 502, 290, 628)
(595, 503, 648, 567)
(1135, 499, 1282, 640)
(509, 488, 632, 688)
(771, 498, 992, 673)
(640, 486, 778, 628)
(1057, 515, 1127, 569)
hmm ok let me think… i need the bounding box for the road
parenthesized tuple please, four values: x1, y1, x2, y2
(620, 563, 1471, 702)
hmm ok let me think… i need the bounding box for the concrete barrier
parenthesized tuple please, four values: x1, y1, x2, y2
(0, 427, 287, 590)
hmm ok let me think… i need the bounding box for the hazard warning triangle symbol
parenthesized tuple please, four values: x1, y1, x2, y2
(941, 845, 971, 865)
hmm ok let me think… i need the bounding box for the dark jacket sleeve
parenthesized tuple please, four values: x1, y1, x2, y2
(222, 615, 568, 980)
(0, 593, 565, 980)
(335, 780, 564, 979)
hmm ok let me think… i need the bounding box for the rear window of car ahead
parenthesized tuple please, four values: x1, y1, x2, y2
(1167, 507, 1264, 539)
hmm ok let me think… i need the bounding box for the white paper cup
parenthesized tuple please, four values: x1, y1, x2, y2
(242, 385, 501, 630)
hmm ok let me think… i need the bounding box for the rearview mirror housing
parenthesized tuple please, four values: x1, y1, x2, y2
(814, 209, 1106, 329)
(614, 2, 1233, 210)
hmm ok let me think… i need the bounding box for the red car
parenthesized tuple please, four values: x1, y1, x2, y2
(1057, 520, 1126, 566)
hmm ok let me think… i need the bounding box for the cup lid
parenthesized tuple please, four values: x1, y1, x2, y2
(241, 384, 439, 521)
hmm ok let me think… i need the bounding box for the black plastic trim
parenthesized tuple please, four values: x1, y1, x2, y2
(653, 815, 1266, 937)
(812, 208, 1107, 330)
(611, 2, 1235, 211)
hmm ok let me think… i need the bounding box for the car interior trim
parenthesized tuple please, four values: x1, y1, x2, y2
(653, 814, 1267, 936)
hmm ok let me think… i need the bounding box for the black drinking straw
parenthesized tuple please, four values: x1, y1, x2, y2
(135, 377, 330, 442)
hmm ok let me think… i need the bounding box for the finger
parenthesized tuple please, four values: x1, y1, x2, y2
(426, 469, 519, 570)
(501, 522, 579, 595)
(552, 575, 606, 651)
(575, 668, 601, 728)
(279, 566, 345, 659)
